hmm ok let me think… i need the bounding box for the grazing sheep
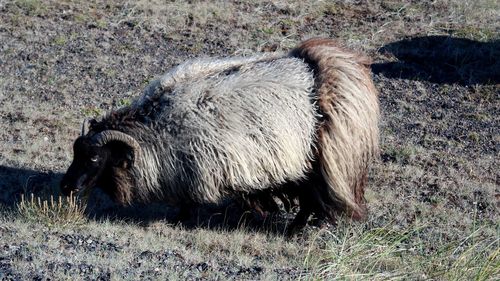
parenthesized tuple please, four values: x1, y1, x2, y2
(61, 38, 379, 231)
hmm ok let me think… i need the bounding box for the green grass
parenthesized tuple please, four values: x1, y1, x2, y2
(82, 107, 103, 118)
(117, 98, 132, 107)
(52, 35, 67, 46)
(14, 0, 46, 15)
(382, 144, 417, 165)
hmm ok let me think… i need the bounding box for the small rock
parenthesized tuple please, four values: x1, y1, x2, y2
(431, 112, 444, 119)
(196, 262, 209, 272)
(139, 250, 154, 259)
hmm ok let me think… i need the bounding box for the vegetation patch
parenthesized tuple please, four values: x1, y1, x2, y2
(304, 222, 499, 280)
(17, 193, 87, 228)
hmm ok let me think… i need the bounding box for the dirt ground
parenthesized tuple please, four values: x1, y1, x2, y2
(0, 0, 498, 280)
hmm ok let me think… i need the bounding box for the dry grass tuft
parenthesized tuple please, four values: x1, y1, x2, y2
(17, 193, 87, 228)
(304, 221, 500, 280)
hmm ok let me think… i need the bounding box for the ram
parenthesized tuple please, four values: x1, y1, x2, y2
(61, 38, 379, 231)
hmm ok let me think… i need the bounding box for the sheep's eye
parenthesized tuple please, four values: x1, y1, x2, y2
(90, 155, 99, 162)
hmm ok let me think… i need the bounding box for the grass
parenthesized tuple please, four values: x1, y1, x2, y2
(7, 202, 498, 280)
(17, 193, 87, 228)
(82, 107, 103, 118)
(117, 98, 132, 107)
(304, 221, 499, 280)
(382, 144, 417, 165)
(1, 211, 306, 280)
(13, 0, 46, 16)
(52, 35, 67, 46)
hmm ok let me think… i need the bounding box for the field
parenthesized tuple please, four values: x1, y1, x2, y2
(0, 0, 498, 280)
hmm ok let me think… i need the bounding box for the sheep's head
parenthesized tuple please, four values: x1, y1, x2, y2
(60, 130, 141, 204)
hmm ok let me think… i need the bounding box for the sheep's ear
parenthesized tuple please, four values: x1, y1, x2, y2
(106, 141, 136, 169)
(118, 159, 131, 169)
(89, 119, 98, 129)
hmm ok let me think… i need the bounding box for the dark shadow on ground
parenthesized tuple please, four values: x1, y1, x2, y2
(86, 188, 291, 235)
(0, 165, 290, 234)
(89, 197, 291, 235)
(0, 165, 62, 208)
(372, 36, 499, 85)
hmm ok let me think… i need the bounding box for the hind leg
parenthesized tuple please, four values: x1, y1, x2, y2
(287, 173, 339, 235)
(287, 202, 312, 236)
(286, 179, 321, 235)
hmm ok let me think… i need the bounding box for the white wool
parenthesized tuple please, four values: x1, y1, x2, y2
(129, 56, 318, 204)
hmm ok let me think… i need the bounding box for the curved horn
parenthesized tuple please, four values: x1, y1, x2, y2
(81, 118, 89, 136)
(81, 118, 97, 136)
(92, 130, 142, 162)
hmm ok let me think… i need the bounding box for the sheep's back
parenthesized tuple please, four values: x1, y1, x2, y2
(153, 57, 317, 203)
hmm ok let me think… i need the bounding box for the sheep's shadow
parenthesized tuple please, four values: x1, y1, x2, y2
(85, 190, 291, 235)
(89, 198, 291, 235)
(372, 36, 499, 85)
(0, 165, 290, 234)
(0, 165, 62, 209)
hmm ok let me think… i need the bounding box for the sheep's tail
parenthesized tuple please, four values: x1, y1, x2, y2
(290, 38, 379, 220)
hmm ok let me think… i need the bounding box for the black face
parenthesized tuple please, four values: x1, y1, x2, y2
(60, 137, 111, 196)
